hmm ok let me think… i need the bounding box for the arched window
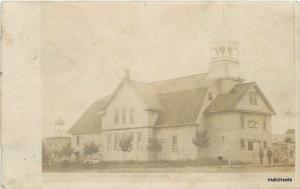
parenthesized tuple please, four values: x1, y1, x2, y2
(219, 46, 225, 56)
(232, 48, 238, 58)
(227, 47, 232, 56)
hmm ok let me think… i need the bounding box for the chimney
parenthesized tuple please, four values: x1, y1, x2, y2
(124, 69, 130, 81)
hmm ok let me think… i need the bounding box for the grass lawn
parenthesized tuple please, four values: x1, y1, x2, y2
(43, 159, 295, 173)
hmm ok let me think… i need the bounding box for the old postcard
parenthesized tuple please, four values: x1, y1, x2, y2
(0, 1, 299, 189)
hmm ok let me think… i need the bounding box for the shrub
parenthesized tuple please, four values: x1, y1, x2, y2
(119, 135, 133, 161)
(83, 141, 99, 159)
(192, 130, 209, 158)
(147, 137, 162, 160)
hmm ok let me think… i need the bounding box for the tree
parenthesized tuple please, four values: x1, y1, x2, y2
(83, 141, 99, 159)
(119, 135, 133, 161)
(192, 130, 209, 158)
(147, 137, 162, 160)
(284, 137, 294, 143)
(59, 143, 73, 158)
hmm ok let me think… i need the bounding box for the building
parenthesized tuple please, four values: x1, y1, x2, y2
(272, 129, 295, 164)
(69, 39, 276, 164)
(285, 129, 295, 143)
(44, 118, 71, 163)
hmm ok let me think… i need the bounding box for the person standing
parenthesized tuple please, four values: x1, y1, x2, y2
(267, 148, 272, 164)
(259, 149, 264, 164)
(273, 148, 279, 163)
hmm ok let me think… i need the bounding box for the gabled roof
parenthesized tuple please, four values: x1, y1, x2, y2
(204, 82, 275, 114)
(69, 95, 110, 133)
(156, 88, 208, 125)
(101, 73, 215, 111)
(150, 73, 216, 93)
(204, 82, 254, 113)
(69, 73, 213, 133)
(69, 73, 276, 133)
(129, 81, 162, 110)
(101, 80, 162, 112)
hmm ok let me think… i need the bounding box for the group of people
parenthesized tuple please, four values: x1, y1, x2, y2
(258, 148, 272, 164)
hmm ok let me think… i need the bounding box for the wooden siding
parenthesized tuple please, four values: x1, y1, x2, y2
(235, 86, 273, 113)
(101, 128, 153, 161)
(155, 125, 199, 160)
(102, 82, 151, 130)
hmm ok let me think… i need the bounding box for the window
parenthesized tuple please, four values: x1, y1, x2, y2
(76, 136, 80, 146)
(106, 134, 112, 151)
(208, 92, 213, 101)
(137, 132, 142, 151)
(114, 134, 120, 151)
(240, 139, 245, 151)
(122, 109, 127, 124)
(219, 46, 225, 56)
(249, 92, 257, 105)
(248, 141, 253, 151)
(114, 109, 119, 124)
(240, 113, 244, 128)
(130, 107, 135, 123)
(172, 135, 178, 152)
(263, 141, 267, 149)
(263, 117, 267, 130)
(221, 136, 225, 143)
(248, 120, 257, 128)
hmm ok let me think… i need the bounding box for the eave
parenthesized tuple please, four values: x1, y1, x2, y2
(204, 108, 276, 115)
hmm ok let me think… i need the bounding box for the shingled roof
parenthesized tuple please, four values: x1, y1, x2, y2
(204, 82, 255, 113)
(69, 74, 275, 133)
(69, 73, 213, 133)
(129, 81, 162, 110)
(69, 95, 110, 133)
(156, 88, 208, 125)
(150, 73, 216, 93)
(204, 82, 275, 114)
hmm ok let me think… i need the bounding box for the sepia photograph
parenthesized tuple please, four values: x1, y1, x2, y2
(0, 1, 299, 189)
(40, 1, 296, 175)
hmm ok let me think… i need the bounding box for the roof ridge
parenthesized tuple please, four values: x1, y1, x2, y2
(95, 95, 111, 103)
(148, 72, 207, 84)
(129, 80, 149, 84)
(157, 86, 208, 95)
(235, 81, 256, 85)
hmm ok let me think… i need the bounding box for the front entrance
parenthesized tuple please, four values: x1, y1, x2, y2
(253, 141, 261, 152)
(250, 141, 261, 164)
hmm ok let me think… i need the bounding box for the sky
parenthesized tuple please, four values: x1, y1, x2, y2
(41, 2, 296, 136)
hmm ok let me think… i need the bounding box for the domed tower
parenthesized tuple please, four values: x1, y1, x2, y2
(207, 39, 241, 79)
(54, 117, 65, 132)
